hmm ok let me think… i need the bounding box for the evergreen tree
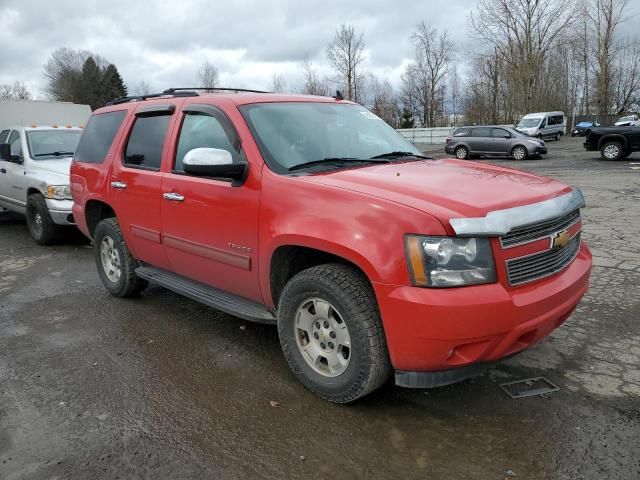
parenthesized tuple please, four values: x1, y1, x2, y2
(80, 57, 103, 110)
(400, 109, 415, 129)
(100, 64, 127, 104)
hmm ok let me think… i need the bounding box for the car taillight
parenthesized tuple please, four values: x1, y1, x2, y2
(445, 137, 452, 143)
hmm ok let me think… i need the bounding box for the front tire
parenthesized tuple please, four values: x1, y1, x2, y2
(277, 264, 391, 403)
(601, 141, 623, 161)
(454, 146, 469, 160)
(93, 218, 147, 297)
(26, 193, 60, 245)
(511, 145, 528, 160)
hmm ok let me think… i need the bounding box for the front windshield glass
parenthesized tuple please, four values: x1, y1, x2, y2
(241, 103, 422, 173)
(27, 130, 82, 159)
(518, 118, 542, 128)
(618, 116, 632, 122)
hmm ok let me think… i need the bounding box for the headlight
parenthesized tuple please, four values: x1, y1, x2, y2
(527, 139, 540, 145)
(405, 235, 496, 287)
(46, 185, 72, 200)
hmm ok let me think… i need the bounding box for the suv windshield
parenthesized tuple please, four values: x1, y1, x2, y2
(27, 130, 82, 159)
(240, 103, 422, 172)
(518, 118, 542, 128)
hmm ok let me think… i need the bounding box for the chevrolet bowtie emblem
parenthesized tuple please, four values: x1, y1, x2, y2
(551, 229, 571, 249)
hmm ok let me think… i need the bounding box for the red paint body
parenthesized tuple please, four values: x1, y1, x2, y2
(71, 94, 591, 374)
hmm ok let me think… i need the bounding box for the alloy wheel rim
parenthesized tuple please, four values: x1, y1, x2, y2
(604, 145, 619, 159)
(31, 209, 43, 235)
(100, 236, 122, 283)
(294, 298, 351, 377)
(514, 148, 525, 159)
(456, 148, 467, 159)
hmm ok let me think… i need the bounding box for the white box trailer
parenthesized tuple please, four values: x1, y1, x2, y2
(0, 99, 91, 129)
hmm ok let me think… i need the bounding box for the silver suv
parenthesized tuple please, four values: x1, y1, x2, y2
(445, 126, 547, 160)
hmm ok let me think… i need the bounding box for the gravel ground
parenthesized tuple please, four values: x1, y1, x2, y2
(1, 136, 639, 479)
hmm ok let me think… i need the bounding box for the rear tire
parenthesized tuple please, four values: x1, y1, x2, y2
(94, 218, 147, 297)
(26, 193, 60, 245)
(511, 145, 528, 160)
(601, 141, 623, 161)
(454, 146, 469, 160)
(555, 133, 561, 141)
(277, 264, 391, 403)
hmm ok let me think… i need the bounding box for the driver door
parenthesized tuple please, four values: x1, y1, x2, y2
(0, 130, 26, 208)
(160, 104, 262, 302)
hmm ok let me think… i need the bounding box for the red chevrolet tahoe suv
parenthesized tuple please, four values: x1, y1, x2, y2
(70, 88, 592, 403)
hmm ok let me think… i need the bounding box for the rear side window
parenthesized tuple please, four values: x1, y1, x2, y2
(472, 127, 490, 137)
(74, 110, 126, 163)
(453, 128, 469, 137)
(0, 129, 10, 142)
(491, 128, 509, 138)
(124, 115, 171, 170)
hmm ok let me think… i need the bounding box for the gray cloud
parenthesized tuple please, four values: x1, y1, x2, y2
(0, 0, 638, 99)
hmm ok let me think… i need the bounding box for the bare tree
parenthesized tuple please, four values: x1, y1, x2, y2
(270, 73, 287, 93)
(43, 48, 108, 102)
(0, 81, 32, 100)
(469, 0, 576, 114)
(611, 38, 640, 113)
(589, 0, 629, 114)
(130, 80, 154, 96)
(301, 56, 329, 96)
(370, 77, 400, 127)
(197, 61, 219, 90)
(326, 24, 366, 102)
(401, 23, 453, 127)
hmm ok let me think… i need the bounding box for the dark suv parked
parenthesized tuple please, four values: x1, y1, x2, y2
(445, 126, 547, 160)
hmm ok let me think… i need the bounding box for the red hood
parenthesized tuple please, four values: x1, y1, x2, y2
(301, 159, 572, 229)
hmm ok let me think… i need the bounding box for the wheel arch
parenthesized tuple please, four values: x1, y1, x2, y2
(85, 199, 116, 237)
(267, 241, 378, 309)
(598, 135, 628, 150)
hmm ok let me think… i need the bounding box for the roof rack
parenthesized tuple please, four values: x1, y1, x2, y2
(106, 87, 271, 106)
(163, 87, 272, 94)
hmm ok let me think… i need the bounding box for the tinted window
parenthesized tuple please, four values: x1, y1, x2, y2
(124, 115, 171, 170)
(491, 128, 510, 138)
(548, 115, 563, 126)
(7, 131, 22, 157)
(174, 114, 237, 172)
(471, 127, 491, 137)
(75, 111, 126, 163)
(0, 129, 10, 142)
(453, 128, 470, 137)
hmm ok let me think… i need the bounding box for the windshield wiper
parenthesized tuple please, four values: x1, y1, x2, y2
(288, 157, 390, 172)
(34, 151, 75, 157)
(370, 151, 431, 160)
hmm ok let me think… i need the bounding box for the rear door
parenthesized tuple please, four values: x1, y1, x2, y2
(160, 103, 262, 302)
(468, 127, 491, 154)
(108, 104, 177, 270)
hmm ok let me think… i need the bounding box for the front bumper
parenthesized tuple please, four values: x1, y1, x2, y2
(45, 198, 75, 225)
(583, 142, 597, 151)
(373, 242, 592, 378)
(527, 144, 547, 155)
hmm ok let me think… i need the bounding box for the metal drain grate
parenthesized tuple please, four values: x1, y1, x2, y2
(499, 377, 560, 399)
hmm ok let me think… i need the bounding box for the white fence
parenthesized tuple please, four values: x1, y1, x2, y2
(397, 127, 456, 145)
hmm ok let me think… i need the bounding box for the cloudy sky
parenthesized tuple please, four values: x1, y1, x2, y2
(1, 0, 638, 99)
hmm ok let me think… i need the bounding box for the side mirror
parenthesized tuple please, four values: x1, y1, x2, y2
(183, 148, 248, 186)
(503, 134, 511, 139)
(0, 143, 10, 161)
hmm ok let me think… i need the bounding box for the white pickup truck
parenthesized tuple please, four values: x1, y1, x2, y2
(0, 125, 83, 244)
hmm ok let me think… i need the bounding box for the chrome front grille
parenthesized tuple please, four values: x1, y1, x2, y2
(500, 209, 580, 248)
(506, 233, 581, 286)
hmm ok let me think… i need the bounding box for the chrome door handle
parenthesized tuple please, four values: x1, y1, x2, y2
(111, 181, 127, 190)
(163, 192, 185, 202)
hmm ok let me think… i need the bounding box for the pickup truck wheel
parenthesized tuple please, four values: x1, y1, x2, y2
(454, 146, 469, 160)
(278, 264, 391, 403)
(511, 145, 527, 160)
(94, 218, 147, 297)
(601, 141, 623, 160)
(26, 193, 60, 245)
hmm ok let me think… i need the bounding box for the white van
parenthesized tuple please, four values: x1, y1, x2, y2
(516, 111, 565, 140)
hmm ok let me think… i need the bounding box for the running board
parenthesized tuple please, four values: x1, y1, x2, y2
(135, 266, 277, 324)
